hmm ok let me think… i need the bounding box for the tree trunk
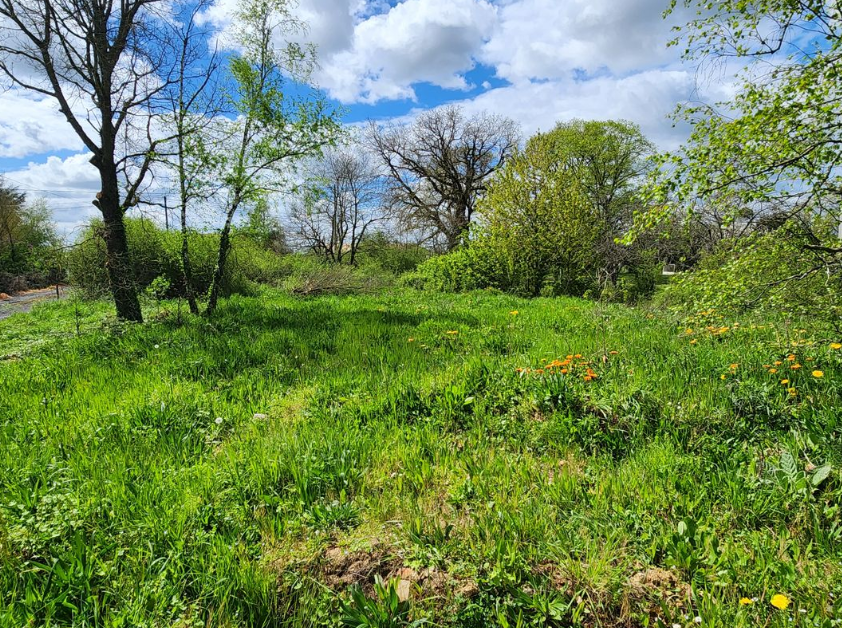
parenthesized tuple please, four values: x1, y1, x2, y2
(206, 207, 237, 316)
(179, 195, 199, 314)
(98, 171, 143, 322)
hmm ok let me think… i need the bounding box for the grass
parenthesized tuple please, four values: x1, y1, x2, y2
(0, 288, 840, 627)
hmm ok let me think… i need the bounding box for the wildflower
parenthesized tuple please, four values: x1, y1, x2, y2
(730, 363, 739, 370)
(574, 354, 583, 358)
(720, 374, 727, 380)
(446, 330, 458, 335)
(769, 368, 778, 374)
(831, 343, 842, 350)
(510, 310, 519, 316)
(770, 594, 790, 610)
(788, 387, 797, 397)
(214, 417, 224, 425)
(740, 598, 753, 606)
(791, 363, 802, 370)
(685, 328, 694, 335)
(408, 337, 415, 342)
(609, 350, 618, 355)
(812, 370, 824, 378)
(780, 379, 790, 385)
(690, 339, 697, 345)
(787, 354, 796, 362)
(774, 360, 782, 366)
(560, 368, 568, 374)
(584, 375, 593, 382)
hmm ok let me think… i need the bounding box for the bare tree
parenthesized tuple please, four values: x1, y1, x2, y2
(368, 105, 520, 251)
(291, 149, 387, 265)
(0, 0, 184, 320)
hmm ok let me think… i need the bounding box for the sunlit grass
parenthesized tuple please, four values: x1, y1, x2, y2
(0, 289, 840, 627)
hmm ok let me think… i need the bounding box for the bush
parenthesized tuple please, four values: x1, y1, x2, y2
(66, 219, 291, 299)
(399, 247, 487, 292)
(657, 219, 842, 324)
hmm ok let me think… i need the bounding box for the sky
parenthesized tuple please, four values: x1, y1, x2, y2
(0, 0, 738, 237)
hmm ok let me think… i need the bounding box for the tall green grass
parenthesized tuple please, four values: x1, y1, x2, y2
(0, 290, 840, 627)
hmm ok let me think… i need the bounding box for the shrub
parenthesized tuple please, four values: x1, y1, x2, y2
(66, 219, 290, 299)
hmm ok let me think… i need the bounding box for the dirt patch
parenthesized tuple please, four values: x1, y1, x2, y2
(317, 544, 454, 602)
(623, 567, 691, 618)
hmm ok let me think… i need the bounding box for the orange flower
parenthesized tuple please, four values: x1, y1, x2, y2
(774, 361, 783, 366)
(791, 363, 802, 370)
(787, 354, 796, 362)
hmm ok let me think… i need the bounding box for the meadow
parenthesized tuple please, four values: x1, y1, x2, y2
(0, 288, 840, 627)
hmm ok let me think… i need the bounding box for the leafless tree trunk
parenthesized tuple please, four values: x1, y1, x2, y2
(0, 0, 181, 321)
(368, 105, 520, 251)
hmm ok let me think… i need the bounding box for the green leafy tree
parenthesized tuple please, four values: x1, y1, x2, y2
(546, 120, 655, 288)
(474, 129, 599, 297)
(204, 0, 342, 315)
(631, 0, 842, 264)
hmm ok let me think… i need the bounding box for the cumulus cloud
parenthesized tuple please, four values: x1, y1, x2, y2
(481, 0, 690, 82)
(4, 153, 101, 235)
(315, 0, 496, 103)
(0, 90, 86, 158)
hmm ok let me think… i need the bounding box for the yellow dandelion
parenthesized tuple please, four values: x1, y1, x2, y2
(721, 374, 727, 380)
(769, 368, 778, 374)
(774, 360, 783, 366)
(690, 339, 698, 345)
(770, 594, 790, 610)
(407, 337, 415, 343)
(812, 370, 824, 378)
(788, 387, 797, 397)
(730, 363, 739, 370)
(831, 343, 841, 350)
(509, 310, 519, 316)
(780, 379, 790, 385)
(739, 597, 753, 606)
(446, 330, 459, 335)
(791, 363, 802, 370)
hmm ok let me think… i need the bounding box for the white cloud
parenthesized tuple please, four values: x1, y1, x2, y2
(0, 90, 86, 158)
(4, 153, 101, 235)
(314, 0, 497, 103)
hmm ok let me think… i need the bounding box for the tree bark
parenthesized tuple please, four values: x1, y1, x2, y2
(98, 169, 143, 322)
(206, 204, 238, 316)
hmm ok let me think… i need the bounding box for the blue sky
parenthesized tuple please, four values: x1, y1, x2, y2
(0, 0, 738, 236)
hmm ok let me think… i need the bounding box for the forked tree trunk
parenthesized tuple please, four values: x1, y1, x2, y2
(205, 204, 238, 316)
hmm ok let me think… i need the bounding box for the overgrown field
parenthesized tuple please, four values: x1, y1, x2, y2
(1, 289, 841, 627)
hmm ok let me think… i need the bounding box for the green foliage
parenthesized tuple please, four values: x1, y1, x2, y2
(657, 219, 842, 323)
(340, 577, 423, 628)
(66, 218, 291, 299)
(0, 185, 63, 292)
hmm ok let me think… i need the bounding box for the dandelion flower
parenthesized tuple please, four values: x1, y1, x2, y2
(770, 594, 790, 610)
(774, 360, 783, 366)
(690, 339, 698, 345)
(446, 330, 459, 335)
(831, 343, 841, 350)
(787, 354, 796, 362)
(730, 363, 739, 370)
(721, 374, 727, 380)
(510, 310, 519, 316)
(780, 379, 789, 385)
(788, 387, 797, 397)
(769, 368, 778, 374)
(812, 370, 824, 378)
(740, 598, 753, 606)
(408, 337, 415, 343)
(791, 363, 802, 370)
